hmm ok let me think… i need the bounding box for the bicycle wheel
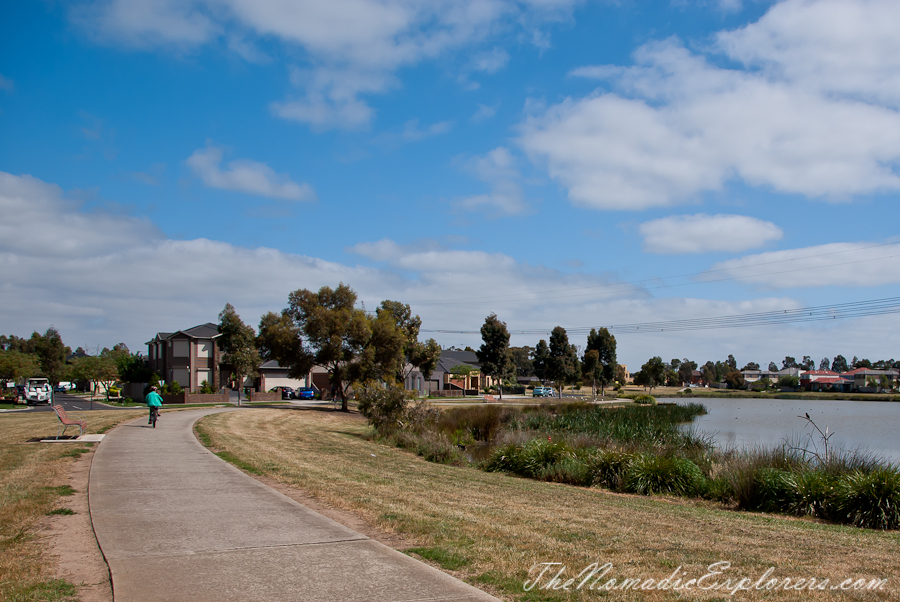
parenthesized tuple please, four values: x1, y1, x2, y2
(151, 409, 157, 428)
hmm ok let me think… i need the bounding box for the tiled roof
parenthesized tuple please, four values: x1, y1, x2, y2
(177, 322, 220, 339)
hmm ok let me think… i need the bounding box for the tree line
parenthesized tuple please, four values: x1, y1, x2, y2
(630, 353, 900, 394)
(0, 329, 151, 400)
(217, 284, 441, 411)
(472, 314, 621, 400)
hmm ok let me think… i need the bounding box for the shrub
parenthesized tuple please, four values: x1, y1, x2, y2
(584, 449, 633, 490)
(778, 375, 800, 388)
(538, 455, 593, 486)
(832, 468, 900, 530)
(623, 454, 705, 496)
(438, 405, 506, 442)
(402, 400, 442, 433)
(633, 394, 657, 405)
(198, 380, 216, 394)
(356, 382, 411, 433)
(790, 470, 837, 519)
(484, 438, 572, 478)
(747, 468, 797, 512)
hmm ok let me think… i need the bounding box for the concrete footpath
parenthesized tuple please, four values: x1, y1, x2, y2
(89, 408, 501, 602)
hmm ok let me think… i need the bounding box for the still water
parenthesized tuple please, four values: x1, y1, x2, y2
(664, 398, 900, 464)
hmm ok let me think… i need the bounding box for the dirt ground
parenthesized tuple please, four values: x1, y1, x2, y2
(41, 447, 112, 602)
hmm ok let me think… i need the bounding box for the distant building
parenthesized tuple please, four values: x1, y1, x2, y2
(146, 323, 222, 392)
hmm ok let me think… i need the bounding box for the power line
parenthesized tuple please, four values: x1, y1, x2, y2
(421, 296, 900, 336)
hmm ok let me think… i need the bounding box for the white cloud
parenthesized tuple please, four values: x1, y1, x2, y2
(271, 67, 394, 130)
(471, 103, 499, 122)
(470, 47, 510, 73)
(71, 0, 579, 129)
(373, 119, 454, 146)
(716, 0, 900, 108)
(457, 147, 529, 216)
(519, 1, 900, 209)
(640, 214, 783, 254)
(185, 144, 316, 201)
(4, 171, 899, 370)
(707, 241, 900, 288)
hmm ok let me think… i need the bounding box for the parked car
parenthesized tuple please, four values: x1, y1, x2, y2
(533, 386, 549, 397)
(54, 384, 67, 393)
(25, 378, 52, 405)
(294, 387, 317, 400)
(270, 386, 294, 399)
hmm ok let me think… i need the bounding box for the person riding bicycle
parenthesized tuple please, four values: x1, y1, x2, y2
(145, 385, 163, 425)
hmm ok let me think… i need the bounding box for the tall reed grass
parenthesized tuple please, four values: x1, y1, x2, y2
(366, 398, 900, 530)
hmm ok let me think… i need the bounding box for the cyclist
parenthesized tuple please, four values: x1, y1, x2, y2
(145, 385, 163, 425)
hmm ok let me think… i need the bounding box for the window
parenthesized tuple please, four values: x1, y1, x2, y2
(196, 370, 210, 388)
(173, 340, 189, 357)
(172, 369, 190, 387)
(196, 341, 211, 358)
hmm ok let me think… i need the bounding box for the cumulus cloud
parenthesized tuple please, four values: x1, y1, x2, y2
(185, 144, 315, 200)
(72, 0, 579, 129)
(4, 170, 898, 368)
(706, 241, 900, 288)
(519, 0, 900, 209)
(457, 147, 529, 216)
(640, 214, 783, 254)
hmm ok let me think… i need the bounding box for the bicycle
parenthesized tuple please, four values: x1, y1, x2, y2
(149, 406, 159, 428)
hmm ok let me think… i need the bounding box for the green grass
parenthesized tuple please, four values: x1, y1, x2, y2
(46, 508, 75, 516)
(59, 448, 91, 459)
(43, 485, 76, 497)
(6, 578, 79, 602)
(407, 547, 470, 570)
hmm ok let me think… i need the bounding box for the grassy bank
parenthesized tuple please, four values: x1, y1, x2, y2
(0, 409, 144, 601)
(196, 408, 899, 601)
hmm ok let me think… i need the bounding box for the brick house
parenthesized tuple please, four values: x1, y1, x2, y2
(146, 323, 223, 392)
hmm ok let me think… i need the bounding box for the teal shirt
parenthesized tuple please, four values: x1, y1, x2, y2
(145, 391, 163, 407)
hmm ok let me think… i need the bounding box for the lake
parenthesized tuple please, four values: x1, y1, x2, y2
(665, 397, 900, 464)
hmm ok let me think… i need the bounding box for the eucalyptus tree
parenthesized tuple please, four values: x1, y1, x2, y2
(547, 326, 579, 398)
(218, 304, 261, 404)
(584, 327, 617, 397)
(476, 313, 514, 400)
(286, 284, 370, 411)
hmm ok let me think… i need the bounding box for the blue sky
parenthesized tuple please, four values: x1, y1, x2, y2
(1, 0, 899, 370)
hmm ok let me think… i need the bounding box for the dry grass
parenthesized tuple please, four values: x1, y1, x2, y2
(197, 407, 900, 602)
(0, 410, 144, 602)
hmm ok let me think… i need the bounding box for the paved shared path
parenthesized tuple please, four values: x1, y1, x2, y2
(89, 408, 500, 602)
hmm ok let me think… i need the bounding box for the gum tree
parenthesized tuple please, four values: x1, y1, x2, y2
(476, 313, 514, 400)
(547, 326, 579, 399)
(584, 327, 617, 398)
(218, 304, 261, 404)
(286, 284, 370, 411)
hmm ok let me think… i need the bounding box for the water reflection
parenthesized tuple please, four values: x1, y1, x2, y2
(666, 397, 900, 464)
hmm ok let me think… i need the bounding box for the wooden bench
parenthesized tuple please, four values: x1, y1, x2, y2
(483, 394, 496, 403)
(52, 405, 87, 439)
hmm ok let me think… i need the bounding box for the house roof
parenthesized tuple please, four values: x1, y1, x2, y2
(175, 323, 221, 339)
(147, 323, 221, 345)
(801, 370, 838, 377)
(434, 350, 480, 373)
(844, 367, 899, 376)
